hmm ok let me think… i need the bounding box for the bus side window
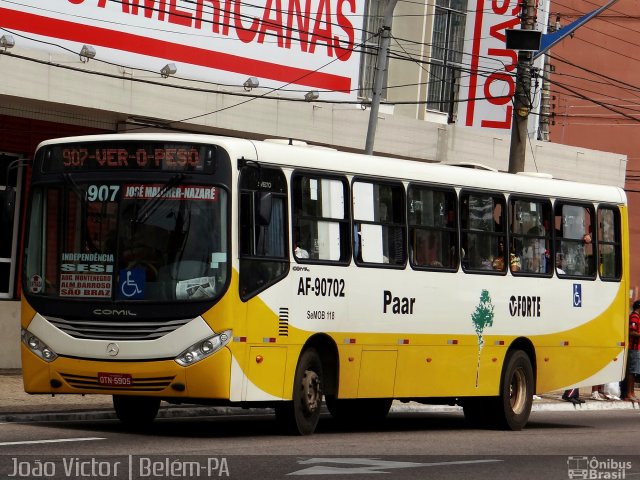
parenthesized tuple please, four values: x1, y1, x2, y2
(352, 180, 406, 267)
(509, 198, 552, 275)
(598, 206, 621, 280)
(554, 202, 596, 279)
(291, 173, 350, 263)
(238, 166, 289, 301)
(407, 184, 458, 270)
(460, 192, 506, 273)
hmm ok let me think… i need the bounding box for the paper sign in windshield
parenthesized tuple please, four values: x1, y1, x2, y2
(60, 274, 112, 298)
(176, 277, 216, 300)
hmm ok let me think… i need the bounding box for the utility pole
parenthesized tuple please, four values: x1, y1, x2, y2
(364, 0, 398, 155)
(507, 0, 620, 173)
(507, 0, 537, 174)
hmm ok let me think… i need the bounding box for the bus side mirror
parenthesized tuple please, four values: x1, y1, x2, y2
(255, 192, 272, 226)
(1, 187, 15, 224)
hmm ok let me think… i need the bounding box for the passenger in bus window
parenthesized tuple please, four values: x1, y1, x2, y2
(509, 249, 521, 273)
(295, 241, 309, 259)
(468, 236, 493, 270)
(521, 224, 547, 273)
(480, 258, 492, 270)
(582, 231, 595, 276)
(556, 253, 566, 275)
(416, 231, 442, 267)
(353, 224, 362, 262)
(492, 239, 506, 271)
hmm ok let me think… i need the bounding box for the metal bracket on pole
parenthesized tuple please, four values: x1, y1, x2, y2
(534, 0, 620, 59)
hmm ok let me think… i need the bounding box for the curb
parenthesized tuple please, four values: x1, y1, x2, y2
(0, 400, 635, 423)
(391, 400, 638, 414)
(0, 405, 272, 423)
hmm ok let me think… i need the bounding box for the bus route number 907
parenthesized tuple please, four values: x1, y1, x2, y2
(297, 277, 345, 297)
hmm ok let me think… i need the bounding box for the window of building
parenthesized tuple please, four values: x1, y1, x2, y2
(353, 179, 405, 266)
(598, 206, 621, 281)
(292, 173, 350, 263)
(509, 198, 552, 275)
(427, 0, 468, 122)
(238, 166, 288, 300)
(461, 192, 506, 273)
(554, 202, 596, 279)
(0, 153, 22, 299)
(358, 0, 388, 99)
(407, 184, 458, 270)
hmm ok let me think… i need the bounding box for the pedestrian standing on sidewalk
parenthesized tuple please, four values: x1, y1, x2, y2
(624, 300, 640, 402)
(562, 388, 584, 405)
(591, 385, 607, 401)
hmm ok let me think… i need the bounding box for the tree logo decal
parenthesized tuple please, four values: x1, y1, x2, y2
(471, 289, 495, 387)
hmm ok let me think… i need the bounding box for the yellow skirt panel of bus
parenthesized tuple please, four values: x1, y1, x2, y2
(233, 279, 626, 400)
(21, 344, 232, 400)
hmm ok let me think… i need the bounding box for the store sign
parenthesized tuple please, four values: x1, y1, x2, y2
(457, 0, 548, 133)
(0, 0, 364, 99)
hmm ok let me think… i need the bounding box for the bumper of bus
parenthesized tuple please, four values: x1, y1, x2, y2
(21, 344, 232, 400)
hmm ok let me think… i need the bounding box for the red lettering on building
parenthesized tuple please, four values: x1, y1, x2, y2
(234, 0, 259, 44)
(1, 3, 354, 92)
(168, 0, 192, 27)
(285, 0, 311, 51)
(333, 0, 355, 61)
(257, 0, 285, 46)
(465, 0, 523, 129)
(309, 0, 333, 56)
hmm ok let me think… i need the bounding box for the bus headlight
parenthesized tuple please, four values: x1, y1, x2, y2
(21, 329, 58, 362)
(175, 330, 231, 366)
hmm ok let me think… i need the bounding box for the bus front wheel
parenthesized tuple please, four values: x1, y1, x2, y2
(493, 350, 534, 431)
(275, 348, 323, 435)
(113, 395, 160, 427)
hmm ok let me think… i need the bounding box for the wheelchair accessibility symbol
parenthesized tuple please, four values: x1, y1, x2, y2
(573, 284, 582, 307)
(119, 268, 145, 299)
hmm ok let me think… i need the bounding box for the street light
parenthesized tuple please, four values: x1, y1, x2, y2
(160, 63, 177, 78)
(243, 76, 259, 91)
(304, 91, 319, 102)
(0, 35, 15, 51)
(79, 44, 96, 62)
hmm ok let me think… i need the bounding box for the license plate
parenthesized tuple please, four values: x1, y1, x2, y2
(98, 372, 132, 387)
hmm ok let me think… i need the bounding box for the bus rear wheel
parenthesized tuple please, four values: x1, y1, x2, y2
(275, 348, 323, 435)
(492, 350, 533, 431)
(113, 395, 160, 427)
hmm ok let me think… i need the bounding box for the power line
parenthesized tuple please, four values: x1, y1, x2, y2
(549, 53, 640, 90)
(548, 79, 640, 123)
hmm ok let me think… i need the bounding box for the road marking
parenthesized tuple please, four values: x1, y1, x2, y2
(289, 458, 502, 475)
(0, 437, 106, 446)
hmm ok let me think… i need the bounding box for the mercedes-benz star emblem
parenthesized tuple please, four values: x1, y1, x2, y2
(106, 343, 119, 357)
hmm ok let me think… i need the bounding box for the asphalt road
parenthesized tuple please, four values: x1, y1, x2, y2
(1, 409, 639, 479)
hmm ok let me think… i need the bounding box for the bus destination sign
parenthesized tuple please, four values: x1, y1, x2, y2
(43, 143, 217, 173)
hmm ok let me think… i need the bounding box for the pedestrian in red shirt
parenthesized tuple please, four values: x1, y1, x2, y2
(624, 300, 640, 402)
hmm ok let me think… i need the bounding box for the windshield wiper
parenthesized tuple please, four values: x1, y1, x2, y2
(63, 173, 86, 200)
(62, 173, 87, 205)
(133, 173, 185, 225)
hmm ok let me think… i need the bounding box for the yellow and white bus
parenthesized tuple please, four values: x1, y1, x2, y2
(16, 134, 628, 434)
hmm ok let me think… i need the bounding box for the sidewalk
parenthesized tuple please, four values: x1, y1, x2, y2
(0, 369, 637, 423)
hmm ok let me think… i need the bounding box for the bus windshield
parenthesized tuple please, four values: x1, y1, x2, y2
(24, 180, 228, 303)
